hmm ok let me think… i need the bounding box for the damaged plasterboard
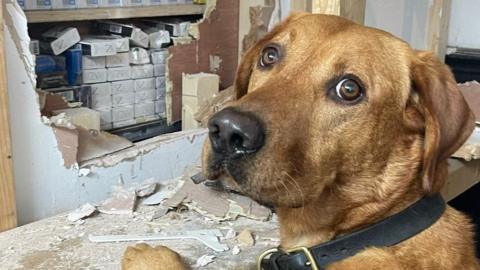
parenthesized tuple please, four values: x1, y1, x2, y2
(77, 127, 133, 162)
(98, 186, 137, 215)
(164, 169, 271, 221)
(53, 127, 79, 168)
(195, 85, 235, 127)
(167, 0, 239, 123)
(80, 128, 207, 168)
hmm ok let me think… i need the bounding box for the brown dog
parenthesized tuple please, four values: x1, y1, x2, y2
(124, 13, 479, 270)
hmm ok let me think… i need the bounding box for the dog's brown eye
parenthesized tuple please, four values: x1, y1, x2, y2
(259, 45, 281, 68)
(335, 78, 363, 101)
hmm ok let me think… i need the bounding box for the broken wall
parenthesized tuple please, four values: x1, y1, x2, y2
(168, 0, 239, 123)
(4, 1, 207, 225)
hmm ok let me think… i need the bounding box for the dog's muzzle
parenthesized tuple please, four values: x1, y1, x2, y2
(208, 108, 265, 158)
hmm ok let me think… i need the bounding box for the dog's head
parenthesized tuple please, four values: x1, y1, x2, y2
(202, 14, 475, 209)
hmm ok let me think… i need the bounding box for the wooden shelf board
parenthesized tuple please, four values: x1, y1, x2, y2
(25, 4, 205, 23)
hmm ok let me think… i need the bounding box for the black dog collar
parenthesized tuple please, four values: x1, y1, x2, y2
(259, 193, 446, 270)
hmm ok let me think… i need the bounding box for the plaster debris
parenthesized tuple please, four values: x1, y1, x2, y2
(77, 168, 91, 177)
(67, 204, 97, 222)
(145, 206, 170, 221)
(42, 113, 76, 129)
(194, 255, 215, 267)
(232, 245, 241, 255)
(237, 229, 255, 247)
(225, 228, 236, 239)
(135, 182, 157, 197)
(98, 186, 137, 215)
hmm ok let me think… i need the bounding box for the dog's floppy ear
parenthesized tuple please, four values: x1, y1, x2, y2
(410, 51, 475, 192)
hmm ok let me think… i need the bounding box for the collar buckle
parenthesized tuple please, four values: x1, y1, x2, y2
(257, 248, 279, 270)
(284, 246, 320, 270)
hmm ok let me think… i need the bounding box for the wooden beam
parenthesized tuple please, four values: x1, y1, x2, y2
(427, 0, 451, 61)
(312, 0, 366, 25)
(0, 1, 17, 231)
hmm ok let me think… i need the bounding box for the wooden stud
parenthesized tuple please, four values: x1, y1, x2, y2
(427, 0, 451, 61)
(0, 1, 17, 231)
(312, 0, 366, 25)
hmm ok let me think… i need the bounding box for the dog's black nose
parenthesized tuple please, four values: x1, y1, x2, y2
(208, 108, 265, 156)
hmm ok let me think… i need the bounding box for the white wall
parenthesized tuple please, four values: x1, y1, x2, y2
(364, 0, 432, 50)
(448, 0, 480, 48)
(4, 2, 207, 225)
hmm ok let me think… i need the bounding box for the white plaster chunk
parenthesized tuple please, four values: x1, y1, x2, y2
(67, 203, 96, 222)
(232, 245, 241, 255)
(225, 228, 236, 239)
(194, 255, 215, 267)
(78, 168, 91, 177)
(135, 182, 157, 197)
(98, 186, 137, 215)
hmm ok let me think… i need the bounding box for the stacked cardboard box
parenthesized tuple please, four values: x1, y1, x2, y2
(21, 0, 194, 10)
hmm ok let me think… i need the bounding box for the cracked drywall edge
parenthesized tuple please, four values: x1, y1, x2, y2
(188, 0, 217, 40)
(80, 129, 208, 168)
(4, 2, 36, 87)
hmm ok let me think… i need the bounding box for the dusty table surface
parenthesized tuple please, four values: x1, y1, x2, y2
(0, 204, 279, 270)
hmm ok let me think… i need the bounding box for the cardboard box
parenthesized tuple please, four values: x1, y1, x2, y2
(143, 19, 190, 37)
(45, 85, 92, 107)
(155, 98, 166, 116)
(124, 0, 142, 6)
(155, 76, 166, 89)
(182, 73, 219, 98)
(96, 108, 112, 125)
(130, 28, 149, 48)
(130, 47, 150, 65)
(153, 64, 166, 77)
(135, 114, 160, 123)
(89, 82, 111, 97)
(107, 66, 131, 81)
(25, 0, 52, 10)
(134, 78, 155, 92)
(151, 49, 168, 64)
(144, 0, 162, 5)
(83, 68, 107, 84)
(30, 40, 40, 55)
(41, 27, 80, 55)
(53, 108, 100, 130)
(99, 0, 123, 6)
(82, 56, 106, 70)
(77, 0, 98, 8)
(156, 86, 166, 99)
(147, 30, 170, 49)
(92, 94, 112, 109)
(101, 123, 113, 130)
(112, 93, 134, 107)
(94, 21, 148, 48)
(18, 0, 26, 9)
(131, 64, 154, 79)
(106, 52, 130, 67)
(134, 89, 156, 103)
(134, 102, 155, 117)
(86, 35, 130, 52)
(113, 119, 136, 128)
(112, 105, 134, 122)
(111, 80, 134, 95)
(80, 38, 117, 57)
(52, 0, 76, 9)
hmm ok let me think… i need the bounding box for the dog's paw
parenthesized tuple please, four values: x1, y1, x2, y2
(122, 243, 187, 270)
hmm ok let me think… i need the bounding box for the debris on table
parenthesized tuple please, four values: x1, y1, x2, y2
(67, 203, 97, 222)
(232, 245, 241, 255)
(194, 255, 215, 267)
(164, 170, 272, 222)
(135, 180, 157, 197)
(98, 186, 137, 215)
(237, 229, 255, 247)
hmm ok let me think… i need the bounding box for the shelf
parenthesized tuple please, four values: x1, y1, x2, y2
(25, 4, 205, 23)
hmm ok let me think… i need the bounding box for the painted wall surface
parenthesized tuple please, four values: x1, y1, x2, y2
(448, 0, 480, 48)
(364, 0, 431, 50)
(4, 2, 207, 225)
